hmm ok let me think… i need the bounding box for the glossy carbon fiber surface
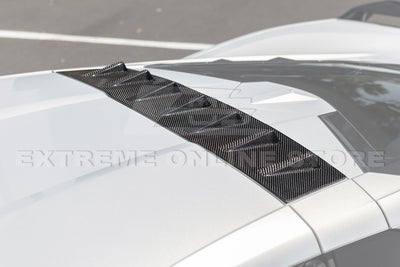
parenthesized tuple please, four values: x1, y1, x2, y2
(60, 62, 345, 202)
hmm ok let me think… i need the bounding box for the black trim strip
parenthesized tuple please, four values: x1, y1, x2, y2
(60, 62, 345, 202)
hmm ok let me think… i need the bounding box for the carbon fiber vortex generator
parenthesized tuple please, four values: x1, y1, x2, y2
(61, 62, 345, 202)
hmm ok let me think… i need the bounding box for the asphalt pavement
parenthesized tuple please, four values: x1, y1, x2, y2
(0, 0, 374, 75)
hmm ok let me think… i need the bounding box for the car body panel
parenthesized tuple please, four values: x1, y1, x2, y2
(291, 180, 388, 252)
(174, 207, 321, 267)
(355, 172, 400, 228)
(187, 19, 400, 65)
(0, 72, 287, 267)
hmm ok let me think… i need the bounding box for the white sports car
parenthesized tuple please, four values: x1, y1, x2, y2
(0, 1, 399, 266)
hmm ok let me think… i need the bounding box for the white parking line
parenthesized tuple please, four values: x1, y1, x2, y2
(0, 30, 214, 51)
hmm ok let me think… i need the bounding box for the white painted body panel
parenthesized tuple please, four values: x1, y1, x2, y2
(0, 144, 284, 267)
(0, 73, 185, 207)
(355, 173, 400, 229)
(0, 72, 285, 267)
(188, 19, 400, 65)
(174, 207, 320, 267)
(291, 180, 388, 252)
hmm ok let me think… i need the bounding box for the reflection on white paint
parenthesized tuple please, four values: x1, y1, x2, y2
(253, 92, 316, 104)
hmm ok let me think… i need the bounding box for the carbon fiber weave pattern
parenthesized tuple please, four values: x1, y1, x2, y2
(60, 62, 345, 202)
